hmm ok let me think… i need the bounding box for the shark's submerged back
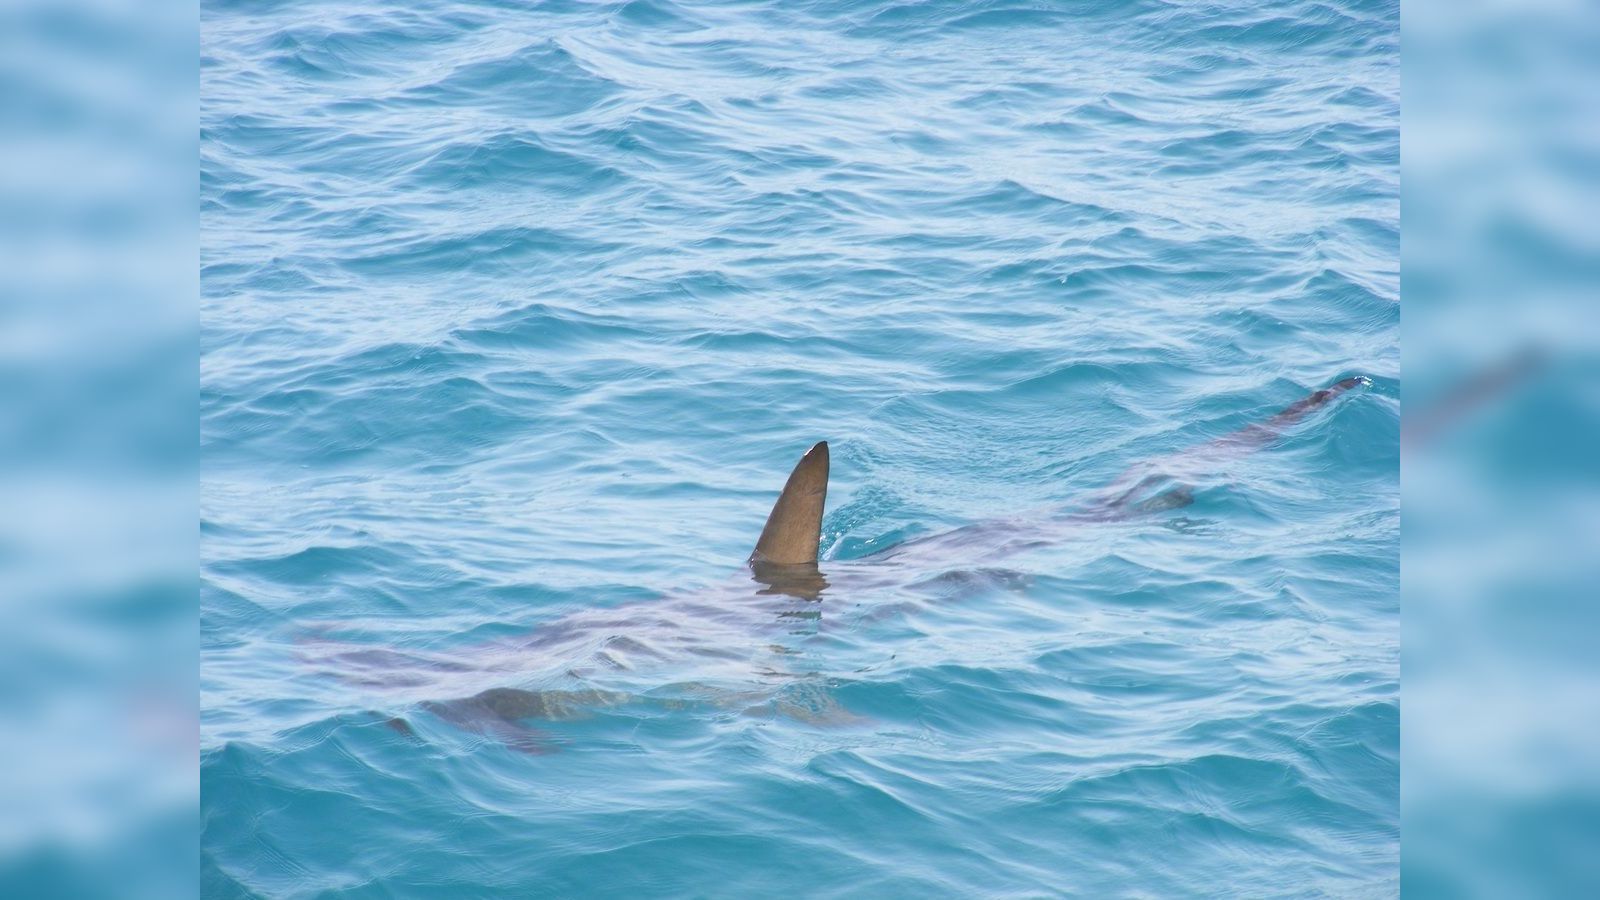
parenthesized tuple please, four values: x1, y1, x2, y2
(742, 376, 1369, 575)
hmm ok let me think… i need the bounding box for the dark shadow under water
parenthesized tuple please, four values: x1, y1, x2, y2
(319, 377, 1370, 753)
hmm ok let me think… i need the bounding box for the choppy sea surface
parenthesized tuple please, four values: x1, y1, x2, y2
(201, 0, 1398, 895)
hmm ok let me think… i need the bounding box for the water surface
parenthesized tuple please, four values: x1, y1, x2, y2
(202, 0, 1399, 895)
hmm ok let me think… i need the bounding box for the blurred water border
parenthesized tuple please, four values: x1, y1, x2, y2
(1404, 0, 1600, 894)
(0, 0, 197, 897)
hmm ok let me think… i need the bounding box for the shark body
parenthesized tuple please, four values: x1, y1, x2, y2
(308, 377, 1368, 750)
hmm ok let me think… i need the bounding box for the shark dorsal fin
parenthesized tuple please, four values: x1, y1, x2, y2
(750, 441, 829, 566)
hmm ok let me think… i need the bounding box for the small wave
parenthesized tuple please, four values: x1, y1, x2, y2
(399, 40, 622, 119)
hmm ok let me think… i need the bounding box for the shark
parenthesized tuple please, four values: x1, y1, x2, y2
(307, 376, 1370, 751)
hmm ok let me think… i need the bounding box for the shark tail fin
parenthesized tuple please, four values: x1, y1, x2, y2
(1083, 376, 1370, 520)
(750, 441, 829, 566)
(1224, 375, 1370, 451)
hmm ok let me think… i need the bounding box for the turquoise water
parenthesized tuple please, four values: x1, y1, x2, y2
(201, 0, 1398, 895)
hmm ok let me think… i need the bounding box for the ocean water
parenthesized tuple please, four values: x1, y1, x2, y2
(201, 0, 1399, 896)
